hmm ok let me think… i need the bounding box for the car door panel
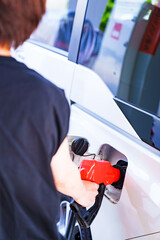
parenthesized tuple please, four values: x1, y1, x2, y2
(70, 64, 139, 138)
(69, 104, 160, 239)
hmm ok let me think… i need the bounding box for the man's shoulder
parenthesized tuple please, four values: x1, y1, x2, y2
(16, 61, 65, 101)
(9, 59, 69, 113)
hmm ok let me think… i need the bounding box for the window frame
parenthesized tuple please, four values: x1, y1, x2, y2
(26, 0, 89, 62)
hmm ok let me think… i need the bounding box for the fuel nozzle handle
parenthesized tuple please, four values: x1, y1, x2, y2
(70, 159, 121, 228)
(79, 159, 120, 185)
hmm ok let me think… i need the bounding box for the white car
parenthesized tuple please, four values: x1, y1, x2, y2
(13, 0, 160, 239)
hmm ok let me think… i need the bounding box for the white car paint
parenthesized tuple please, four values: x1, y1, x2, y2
(69, 105, 160, 240)
(70, 64, 139, 138)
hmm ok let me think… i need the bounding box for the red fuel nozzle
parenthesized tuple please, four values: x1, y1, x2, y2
(79, 159, 120, 186)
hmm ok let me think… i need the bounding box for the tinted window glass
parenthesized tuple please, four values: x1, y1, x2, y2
(78, 0, 160, 150)
(30, 0, 78, 54)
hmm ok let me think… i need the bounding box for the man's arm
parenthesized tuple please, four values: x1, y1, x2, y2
(50, 137, 98, 207)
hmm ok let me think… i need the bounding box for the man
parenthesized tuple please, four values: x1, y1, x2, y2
(0, 1, 98, 239)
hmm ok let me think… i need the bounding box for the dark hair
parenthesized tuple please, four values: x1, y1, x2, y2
(0, 0, 46, 48)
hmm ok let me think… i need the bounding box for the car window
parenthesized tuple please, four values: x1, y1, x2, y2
(30, 0, 78, 54)
(78, 0, 160, 150)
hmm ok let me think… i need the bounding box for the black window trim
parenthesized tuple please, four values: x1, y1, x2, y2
(114, 97, 160, 121)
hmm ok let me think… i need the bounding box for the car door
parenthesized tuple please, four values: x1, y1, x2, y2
(68, 0, 160, 239)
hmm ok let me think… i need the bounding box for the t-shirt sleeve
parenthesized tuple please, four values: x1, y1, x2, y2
(46, 86, 70, 159)
(24, 79, 70, 162)
(50, 87, 70, 155)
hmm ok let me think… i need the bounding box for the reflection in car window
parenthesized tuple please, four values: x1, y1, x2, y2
(30, 0, 78, 53)
(78, 0, 160, 150)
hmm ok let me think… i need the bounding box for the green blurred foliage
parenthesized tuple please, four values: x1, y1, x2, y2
(99, 0, 115, 32)
(99, 0, 154, 32)
(146, 0, 152, 3)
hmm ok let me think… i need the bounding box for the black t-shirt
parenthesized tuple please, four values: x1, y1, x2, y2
(0, 56, 70, 239)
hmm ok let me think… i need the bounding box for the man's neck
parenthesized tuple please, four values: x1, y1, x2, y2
(0, 47, 11, 57)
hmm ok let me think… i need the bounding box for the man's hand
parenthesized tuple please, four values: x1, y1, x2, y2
(51, 137, 99, 208)
(74, 180, 99, 207)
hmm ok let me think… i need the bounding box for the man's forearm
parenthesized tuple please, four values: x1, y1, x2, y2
(50, 137, 98, 207)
